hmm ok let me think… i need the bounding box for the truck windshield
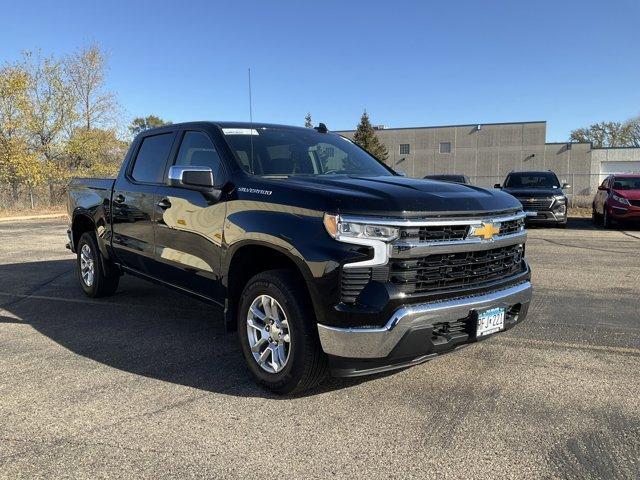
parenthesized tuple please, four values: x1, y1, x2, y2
(504, 172, 560, 189)
(612, 177, 640, 190)
(221, 127, 393, 177)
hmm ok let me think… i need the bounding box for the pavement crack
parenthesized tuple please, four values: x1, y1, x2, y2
(533, 237, 633, 254)
(620, 230, 640, 240)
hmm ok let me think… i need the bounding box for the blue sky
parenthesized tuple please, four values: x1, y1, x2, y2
(2, 0, 638, 141)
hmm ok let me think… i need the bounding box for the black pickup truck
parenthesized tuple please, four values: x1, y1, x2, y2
(67, 121, 532, 393)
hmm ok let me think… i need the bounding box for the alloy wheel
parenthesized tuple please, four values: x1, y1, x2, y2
(80, 243, 95, 287)
(246, 294, 291, 373)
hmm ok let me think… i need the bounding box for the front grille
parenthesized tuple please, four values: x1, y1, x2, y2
(340, 268, 371, 303)
(389, 244, 525, 295)
(518, 198, 553, 211)
(629, 199, 640, 207)
(400, 225, 468, 242)
(399, 216, 524, 243)
(498, 217, 524, 235)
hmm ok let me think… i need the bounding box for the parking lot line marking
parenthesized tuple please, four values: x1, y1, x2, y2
(0, 291, 213, 314)
(0, 291, 110, 306)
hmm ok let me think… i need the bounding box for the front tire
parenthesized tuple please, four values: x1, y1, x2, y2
(237, 270, 328, 394)
(76, 231, 119, 298)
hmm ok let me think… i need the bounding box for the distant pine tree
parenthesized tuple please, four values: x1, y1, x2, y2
(304, 112, 313, 128)
(353, 111, 388, 162)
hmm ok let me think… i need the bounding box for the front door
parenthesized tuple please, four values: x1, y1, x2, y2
(152, 130, 226, 300)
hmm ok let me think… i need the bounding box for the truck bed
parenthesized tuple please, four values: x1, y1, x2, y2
(68, 177, 116, 191)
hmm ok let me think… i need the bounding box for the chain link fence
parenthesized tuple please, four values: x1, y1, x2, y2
(0, 182, 68, 213)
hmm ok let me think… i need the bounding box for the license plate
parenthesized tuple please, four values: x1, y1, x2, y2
(476, 307, 505, 337)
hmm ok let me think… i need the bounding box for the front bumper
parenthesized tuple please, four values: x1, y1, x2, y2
(318, 281, 532, 376)
(609, 205, 640, 221)
(524, 210, 566, 224)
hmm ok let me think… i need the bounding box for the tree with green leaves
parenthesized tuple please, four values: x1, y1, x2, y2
(128, 115, 171, 136)
(353, 110, 388, 162)
(570, 120, 640, 148)
(304, 112, 313, 128)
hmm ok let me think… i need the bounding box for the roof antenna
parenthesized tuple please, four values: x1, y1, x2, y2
(248, 68, 254, 173)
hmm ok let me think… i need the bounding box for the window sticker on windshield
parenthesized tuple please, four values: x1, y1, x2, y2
(222, 128, 259, 136)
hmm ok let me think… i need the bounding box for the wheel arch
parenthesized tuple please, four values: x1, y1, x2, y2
(223, 240, 318, 331)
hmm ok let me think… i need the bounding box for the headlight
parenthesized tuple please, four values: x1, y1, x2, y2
(323, 214, 399, 242)
(553, 195, 567, 203)
(611, 193, 630, 205)
(554, 204, 567, 214)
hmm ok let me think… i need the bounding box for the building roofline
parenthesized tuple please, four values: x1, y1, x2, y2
(334, 120, 547, 133)
(591, 145, 640, 150)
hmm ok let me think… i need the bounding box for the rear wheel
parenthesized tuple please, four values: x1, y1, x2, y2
(76, 231, 119, 297)
(237, 270, 328, 394)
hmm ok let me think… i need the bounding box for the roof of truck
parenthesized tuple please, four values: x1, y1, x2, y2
(149, 121, 313, 132)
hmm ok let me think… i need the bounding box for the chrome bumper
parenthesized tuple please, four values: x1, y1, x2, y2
(317, 281, 532, 359)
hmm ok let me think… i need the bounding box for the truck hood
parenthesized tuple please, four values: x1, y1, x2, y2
(502, 188, 565, 198)
(252, 175, 522, 216)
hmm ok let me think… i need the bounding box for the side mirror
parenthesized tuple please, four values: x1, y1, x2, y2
(168, 165, 214, 192)
(562, 183, 571, 189)
(395, 170, 407, 177)
(494, 183, 501, 189)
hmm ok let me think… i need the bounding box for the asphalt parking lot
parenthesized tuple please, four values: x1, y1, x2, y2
(1, 218, 639, 479)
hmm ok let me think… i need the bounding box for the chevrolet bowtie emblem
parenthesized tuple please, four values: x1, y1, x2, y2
(470, 222, 501, 240)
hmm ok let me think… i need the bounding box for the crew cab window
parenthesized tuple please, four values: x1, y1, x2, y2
(174, 131, 222, 182)
(131, 133, 175, 183)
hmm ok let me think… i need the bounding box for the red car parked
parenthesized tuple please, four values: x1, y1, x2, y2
(592, 174, 640, 227)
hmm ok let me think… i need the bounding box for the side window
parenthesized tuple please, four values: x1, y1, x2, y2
(131, 133, 175, 183)
(174, 131, 223, 183)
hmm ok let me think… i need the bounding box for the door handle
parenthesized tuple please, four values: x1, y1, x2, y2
(157, 198, 172, 209)
(114, 194, 125, 204)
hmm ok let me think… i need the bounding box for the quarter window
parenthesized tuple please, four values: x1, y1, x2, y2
(174, 131, 223, 183)
(131, 133, 175, 183)
(439, 142, 452, 154)
(399, 144, 410, 155)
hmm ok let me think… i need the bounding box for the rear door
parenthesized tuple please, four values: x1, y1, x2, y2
(152, 128, 227, 300)
(111, 131, 178, 272)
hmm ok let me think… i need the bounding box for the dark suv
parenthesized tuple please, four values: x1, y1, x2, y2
(496, 171, 569, 227)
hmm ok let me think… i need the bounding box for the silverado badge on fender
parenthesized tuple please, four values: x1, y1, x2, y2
(469, 222, 501, 240)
